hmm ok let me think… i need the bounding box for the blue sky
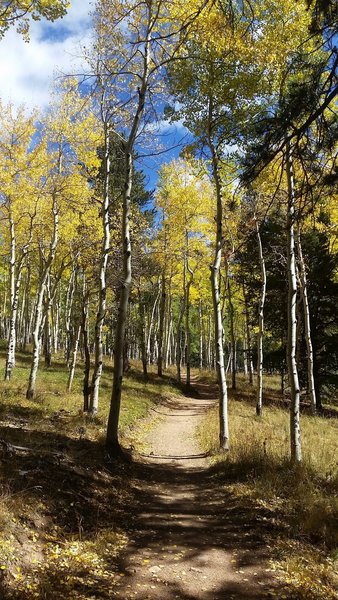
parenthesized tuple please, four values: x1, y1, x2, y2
(0, 0, 93, 108)
(0, 0, 189, 191)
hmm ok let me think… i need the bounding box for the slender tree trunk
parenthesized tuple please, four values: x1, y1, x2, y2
(209, 134, 229, 450)
(296, 229, 316, 414)
(286, 142, 302, 463)
(207, 313, 212, 369)
(256, 219, 266, 416)
(164, 280, 172, 369)
(106, 12, 152, 452)
(106, 147, 133, 452)
(90, 124, 111, 414)
(53, 285, 60, 354)
(176, 299, 185, 383)
(26, 195, 58, 399)
(199, 299, 203, 370)
(243, 323, 248, 375)
(43, 274, 52, 367)
(243, 284, 254, 384)
(185, 240, 193, 387)
(64, 268, 75, 367)
(147, 280, 160, 363)
(137, 287, 148, 379)
(23, 260, 31, 351)
(227, 277, 236, 391)
(5, 211, 30, 379)
(165, 309, 172, 368)
(157, 271, 166, 377)
(67, 325, 81, 392)
(81, 280, 91, 412)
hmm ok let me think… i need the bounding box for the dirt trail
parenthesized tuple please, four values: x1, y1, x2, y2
(115, 378, 284, 600)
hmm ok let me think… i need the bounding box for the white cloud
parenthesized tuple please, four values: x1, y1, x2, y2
(0, 0, 94, 110)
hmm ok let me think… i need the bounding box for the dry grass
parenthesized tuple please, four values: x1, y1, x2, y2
(198, 373, 338, 599)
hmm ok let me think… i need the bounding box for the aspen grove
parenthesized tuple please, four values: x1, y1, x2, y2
(0, 1, 337, 598)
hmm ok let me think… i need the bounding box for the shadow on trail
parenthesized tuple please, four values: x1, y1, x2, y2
(0, 377, 296, 600)
(99, 380, 289, 600)
(106, 455, 286, 599)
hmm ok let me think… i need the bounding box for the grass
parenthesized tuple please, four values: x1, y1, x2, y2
(0, 348, 180, 599)
(197, 372, 338, 599)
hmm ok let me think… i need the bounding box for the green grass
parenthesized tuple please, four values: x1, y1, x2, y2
(0, 348, 178, 446)
(0, 348, 181, 600)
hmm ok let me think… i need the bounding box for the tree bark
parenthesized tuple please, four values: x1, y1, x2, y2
(286, 141, 302, 463)
(137, 287, 148, 379)
(106, 8, 152, 453)
(296, 229, 316, 414)
(176, 299, 185, 384)
(43, 274, 52, 367)
(209, 122, 229, 450)
(81, 279, 91, 412)
(185, 234, 194, 387)
(5, 209, 31, 379)
(90, 123, 111, 414)
(26, 194, 58, 399)
(255, 219, 266, 416)
(67, 325, 81, 392)
(227, 276, 236, 391)
(157, 271, 166, 377)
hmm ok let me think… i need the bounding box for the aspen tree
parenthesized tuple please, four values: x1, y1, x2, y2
(255, 218, 267, 416)
(0, 105, 42, 381)
(90, 121, 111, 414)
(286, 141, 302, 463)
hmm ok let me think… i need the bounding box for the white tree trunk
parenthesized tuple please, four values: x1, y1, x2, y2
(5, 211, 17, 380)
(256, 219, 266, 416)
(199, 299, 203, 370)
(90, 123, 111, 413)
(227, 277, 236, 391)
(67, 325, 81, 392)
(209, 134, 229, 451)
(296, 230, 317, 414)
(157, 271, 166, 377)
(147, 280, 160, 361)
(286, 141, 302, 463)
(26, 195, 58, 400)
(64, 268, 75, 367)
(5, 211, 32, 380)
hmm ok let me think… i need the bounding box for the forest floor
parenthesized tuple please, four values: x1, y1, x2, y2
(0, 357, 337, 599)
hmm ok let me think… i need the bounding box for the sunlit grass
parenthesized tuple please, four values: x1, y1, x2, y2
(198, 373, 338, 600)
(0, 349, 181, 599)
